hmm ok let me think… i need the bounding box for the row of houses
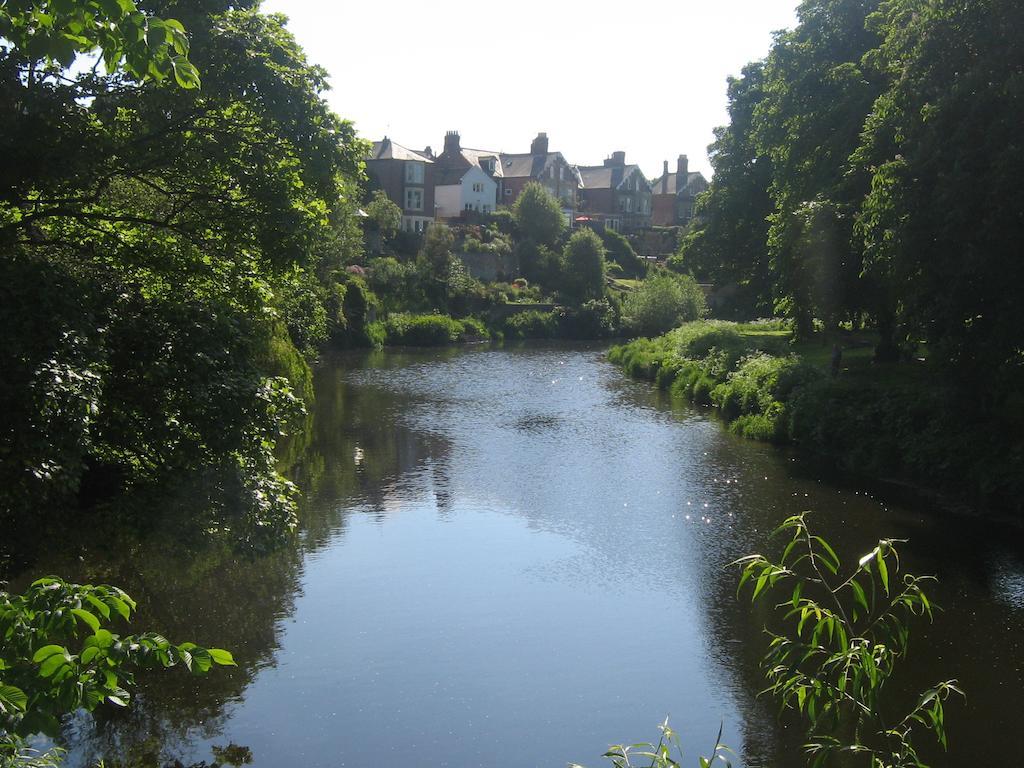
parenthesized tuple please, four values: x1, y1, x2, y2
(365, 131, 708, 236)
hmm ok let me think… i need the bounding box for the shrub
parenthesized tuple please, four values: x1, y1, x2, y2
(500, 310, 559, 340)
(623, 273, 707, 336)
(381, 314, 489, 346)
(383, 314, 463, 346)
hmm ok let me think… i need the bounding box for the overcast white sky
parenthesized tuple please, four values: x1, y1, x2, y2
(262, 0, 798, 179)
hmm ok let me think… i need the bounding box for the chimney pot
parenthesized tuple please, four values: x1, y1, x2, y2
(530, 132, 549, 155)
(444, 131, 461, 154)
(677, 154, 689, 179)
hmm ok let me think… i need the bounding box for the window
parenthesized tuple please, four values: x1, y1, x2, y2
(505, 188, 512, 196)
(483, 205, 490, 213)
(405, 162, 424, 184)
(472, 182, 484, 193)
(404, 188, 423, 211)
(626, 197, 633, 213)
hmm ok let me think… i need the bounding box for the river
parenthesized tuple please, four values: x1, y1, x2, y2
(8, 343, 1024, 767)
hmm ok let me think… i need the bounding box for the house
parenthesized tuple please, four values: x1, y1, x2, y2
(576, 151, 652, 233)
(365, 138, 435, 234)
(433, 131, 501, 220)
(498, 133, 579, 219)
(650, 155, 709, 227)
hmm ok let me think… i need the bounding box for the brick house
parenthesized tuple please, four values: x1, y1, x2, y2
(498, 133, 579, 220)
(433, 131, 501, 220)
(576, 151, 652, 233)
(650, 155, 709, 227)
(365, 138, 435, 233)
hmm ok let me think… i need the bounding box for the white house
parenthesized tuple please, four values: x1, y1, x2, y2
(435, 165, 498, 219)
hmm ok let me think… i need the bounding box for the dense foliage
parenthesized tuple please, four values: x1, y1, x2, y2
(622, 272, 707, 337)
(676, 0, 1023, 394)
(736, 515, 961, 767)
(0, 1, 366, 525)
(0, 577, 235, 764)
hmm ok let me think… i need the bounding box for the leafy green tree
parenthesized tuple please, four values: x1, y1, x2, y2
(623, 273, 707, 337)
(756, 0, 885, 337)
(855, 0, 1024, 395)
(0, 5, 365, 523)
(600, 228, 644, 279)
(560, 228, 607, 303)
(513, 182, 565, 248)
(365, 190, 401, 243)
(672, 62, 775, 318)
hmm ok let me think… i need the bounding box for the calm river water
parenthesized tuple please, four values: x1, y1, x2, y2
(10, 343, 1024, 767)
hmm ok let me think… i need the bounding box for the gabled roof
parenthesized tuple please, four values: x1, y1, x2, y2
(434, 146, 503, 187)
(577, 164, 648, 191)
(461, 148, 504, 177)
(651, 171, 707, 196)
(498, 151, 572, 180)
(367, 138, 433, 163)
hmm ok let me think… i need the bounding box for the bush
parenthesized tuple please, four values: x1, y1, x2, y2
(623, 273, 707, 336)
(382, 314, 489, 346)
(500, 310, 559, 340)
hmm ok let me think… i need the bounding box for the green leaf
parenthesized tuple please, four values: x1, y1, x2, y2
(33, 644, 67, 663)
(208, 648, 236, 666)
(876, 548, 889, 595)
(72, 607, 101, 633)
(39, 652, 69, 678)
(107, 694, 128, 707)
(0, 684, 28, 711)
(849, 579, 869, 615)
(107, 596, 130, 621)
(171, 56, 200, 89)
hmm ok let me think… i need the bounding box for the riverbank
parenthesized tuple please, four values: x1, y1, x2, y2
(609, 321, 1023, 516)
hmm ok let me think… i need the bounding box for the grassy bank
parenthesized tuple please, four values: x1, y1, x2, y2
(610, 321, 1022, 514)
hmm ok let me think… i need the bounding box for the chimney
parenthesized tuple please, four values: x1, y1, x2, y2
(530, 132, 549, 156)
(677, 154, 689, 179)
(423, 146, 433, 159)
(662, 160, 669, 192)
(604, 151, 626, 167)
(444, 131, 461, 155)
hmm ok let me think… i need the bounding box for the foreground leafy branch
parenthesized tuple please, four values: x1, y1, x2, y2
(570, 717, 732, 768)
(734, 513, 963, 767)
(0, 577, 235, 764)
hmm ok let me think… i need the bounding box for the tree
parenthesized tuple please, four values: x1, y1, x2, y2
(513, 182, 565, 248)
(600, 228, 644, 279)
(560, 229, 607, 303)
(671, 62, 775, 318)
(855, 0, 1024, 396)
(0, 5, 365, 524)
(365, 190, 401, 244)
(623, 273, 707, 337)
(755, 0, 886, 337)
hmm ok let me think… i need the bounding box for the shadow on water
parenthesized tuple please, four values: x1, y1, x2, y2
(3, 342, 1023, 767)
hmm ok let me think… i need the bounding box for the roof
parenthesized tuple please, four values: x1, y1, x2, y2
(461, 148, 504, 177)
(651, 171, 707, 196)
(577, 164, 648, 190)
(434, 146, 504, 185)
(367, 138, 433, 163)
(499, 151, 566, 179)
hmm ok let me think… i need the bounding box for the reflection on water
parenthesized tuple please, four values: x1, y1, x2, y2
(5, 343, 1024, 767)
